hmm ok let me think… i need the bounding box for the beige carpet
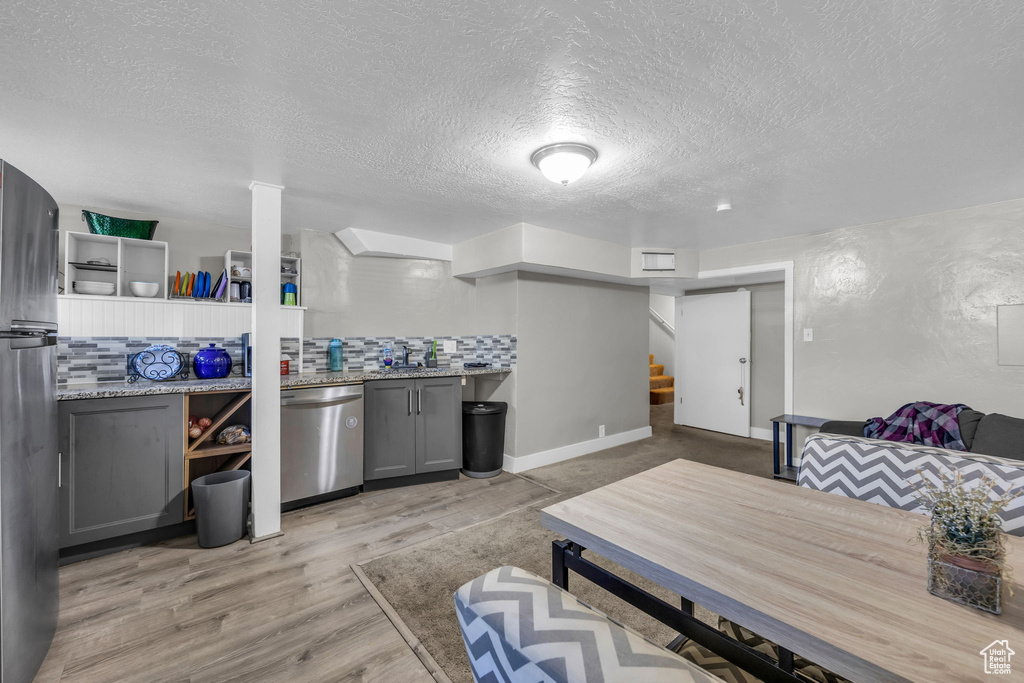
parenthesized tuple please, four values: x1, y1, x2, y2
(360, 406, 776, 682)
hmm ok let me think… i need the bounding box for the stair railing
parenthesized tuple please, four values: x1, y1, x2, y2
(649, 307, 675, 334)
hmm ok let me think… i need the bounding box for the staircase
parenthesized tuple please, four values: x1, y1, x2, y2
(649, 353, 675, 405)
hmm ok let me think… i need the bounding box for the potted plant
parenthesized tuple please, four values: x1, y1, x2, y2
(914, 469, 1020, 614)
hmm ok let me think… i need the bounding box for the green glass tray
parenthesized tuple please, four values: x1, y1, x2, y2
(82, 210, 158, 240)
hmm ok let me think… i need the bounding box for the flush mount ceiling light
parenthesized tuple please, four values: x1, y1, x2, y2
(530, 143, 598, 186)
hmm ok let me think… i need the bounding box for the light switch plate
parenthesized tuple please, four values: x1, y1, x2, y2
(443, 339, 457, 353)
(803, 328, 813, 342)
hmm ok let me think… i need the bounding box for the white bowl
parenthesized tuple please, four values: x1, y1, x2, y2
(73, 281, 115, 296)
(129, 281, 160, 298)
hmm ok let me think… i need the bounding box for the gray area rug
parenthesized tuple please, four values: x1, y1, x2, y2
(360, 406, 775, 682)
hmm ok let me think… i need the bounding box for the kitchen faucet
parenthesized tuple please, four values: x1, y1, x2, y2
(402, 345, 410, 365)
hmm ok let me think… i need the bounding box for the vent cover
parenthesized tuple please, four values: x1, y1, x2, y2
(641, 252, 675, 272)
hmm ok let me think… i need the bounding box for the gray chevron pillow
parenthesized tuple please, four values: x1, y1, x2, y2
(455, 565, 718, 682)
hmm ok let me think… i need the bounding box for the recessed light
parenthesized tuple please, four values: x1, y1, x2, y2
(530, 143, 598, 186)
(717, 203, 732, 212)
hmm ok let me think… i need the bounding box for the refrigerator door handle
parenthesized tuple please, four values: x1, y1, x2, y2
(5, 334, 56, 348)
(9, 319, 58, 335)
(58, 453, 62, 488)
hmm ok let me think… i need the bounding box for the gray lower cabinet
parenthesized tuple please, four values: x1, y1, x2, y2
(365, 376, 462, 481)
(58, 394, 184, 548)
(364, 378, 417, 480)
(415, 376, 462, 473)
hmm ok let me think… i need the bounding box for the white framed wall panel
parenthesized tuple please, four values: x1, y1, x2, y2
(57, 297, 303, 338)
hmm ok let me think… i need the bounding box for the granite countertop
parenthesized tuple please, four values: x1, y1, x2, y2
(56, 367, 511, 400)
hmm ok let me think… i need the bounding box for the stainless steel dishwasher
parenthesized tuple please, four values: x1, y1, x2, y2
(280, 383, 364, 509)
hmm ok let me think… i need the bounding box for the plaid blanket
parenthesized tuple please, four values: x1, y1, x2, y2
(864, 401, 970, 451)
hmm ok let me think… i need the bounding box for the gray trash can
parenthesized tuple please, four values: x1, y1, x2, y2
(192, 470, 251, 548)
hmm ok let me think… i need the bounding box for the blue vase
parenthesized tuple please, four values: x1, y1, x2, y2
(194, 343, 232, 379)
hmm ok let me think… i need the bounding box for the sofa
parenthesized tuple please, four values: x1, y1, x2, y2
(799, 426, 1024, 535)
(819, 409, 1024, 461)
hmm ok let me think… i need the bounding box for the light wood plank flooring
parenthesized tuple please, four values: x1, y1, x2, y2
(35, 472, 555, 683)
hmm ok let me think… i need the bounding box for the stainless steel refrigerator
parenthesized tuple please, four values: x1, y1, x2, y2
(0, 160, 59, 683)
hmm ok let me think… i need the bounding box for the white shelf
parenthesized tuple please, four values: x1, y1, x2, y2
(59, 294, 305, 310)
(225, 250, 302, 306)
(65, 232, 168, 298)
(57, 296, 306, 338)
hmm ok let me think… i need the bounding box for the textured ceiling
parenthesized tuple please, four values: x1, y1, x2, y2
(1, 1, 1023, 249)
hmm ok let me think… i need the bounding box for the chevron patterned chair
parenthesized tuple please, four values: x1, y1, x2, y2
(798, 432, 1024, 535)
(455, 565, 721, 682)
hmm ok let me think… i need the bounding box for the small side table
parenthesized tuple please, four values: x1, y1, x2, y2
(770, 414, 831, 481)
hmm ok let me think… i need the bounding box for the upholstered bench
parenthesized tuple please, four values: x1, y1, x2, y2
(455, 565, 720, 682)
(674, 618, 851, 683)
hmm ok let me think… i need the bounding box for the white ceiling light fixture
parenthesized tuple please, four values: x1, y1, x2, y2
(530, 143, 598, 186)
(717, 202, 732, 212)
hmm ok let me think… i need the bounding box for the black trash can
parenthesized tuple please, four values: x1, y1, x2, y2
(192, 470, 251, 548)
(462, 401, 508, 478)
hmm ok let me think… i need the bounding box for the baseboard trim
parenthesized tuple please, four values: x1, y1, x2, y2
(750, 427, 784, 442)
(503, 426, 654, 474)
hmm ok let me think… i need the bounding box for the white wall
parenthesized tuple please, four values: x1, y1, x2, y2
(514, 272, 650, 459)
(699, 198, 1024, 427)
(649, 293, 675, 376)
(473, 271, 519, 456)
(299, 228, 479, 338)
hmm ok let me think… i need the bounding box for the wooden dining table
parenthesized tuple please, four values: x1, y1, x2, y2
(541, 459, 1024, 683)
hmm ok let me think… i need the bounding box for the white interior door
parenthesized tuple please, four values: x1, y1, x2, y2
(675, 290, 751, 437)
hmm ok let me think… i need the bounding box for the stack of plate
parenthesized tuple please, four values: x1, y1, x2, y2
(73, 280, 115, 296)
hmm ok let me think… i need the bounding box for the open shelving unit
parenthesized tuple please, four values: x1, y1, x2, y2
(65, 232, 169, 298)
(183, 390, 252, 520)
(224, 249, 302, 306)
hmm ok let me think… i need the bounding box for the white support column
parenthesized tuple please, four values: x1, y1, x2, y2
(249, 180, 284, 541)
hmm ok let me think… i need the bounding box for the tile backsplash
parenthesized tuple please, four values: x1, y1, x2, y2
(58, 334, 516, 384)
(301, 335, 516, 372)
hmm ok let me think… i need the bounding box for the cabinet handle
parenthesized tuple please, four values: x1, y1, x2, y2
(58, 452, 62, 488)
(417, 388, 422, 414)
(408, 389, 413, 415)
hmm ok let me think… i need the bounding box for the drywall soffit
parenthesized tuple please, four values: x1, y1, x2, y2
(450, 223, 699, 286)
(335, 227, 453, 261)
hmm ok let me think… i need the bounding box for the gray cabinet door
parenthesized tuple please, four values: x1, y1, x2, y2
(58, 394, 184, 548)
(364, 379, 417, 480)
(415, 376, 463, 473)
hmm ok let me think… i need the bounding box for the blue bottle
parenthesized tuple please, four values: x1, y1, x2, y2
(329, 338, 344, 372)
(383, 347, 393, 368)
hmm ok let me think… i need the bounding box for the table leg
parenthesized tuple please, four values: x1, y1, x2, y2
(680, 597, 693, 616)
(785, 423, 794, 469)
(778, 647, 794, 673)
(552, 539, 570, 590)
(772, 422, 780, 476)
